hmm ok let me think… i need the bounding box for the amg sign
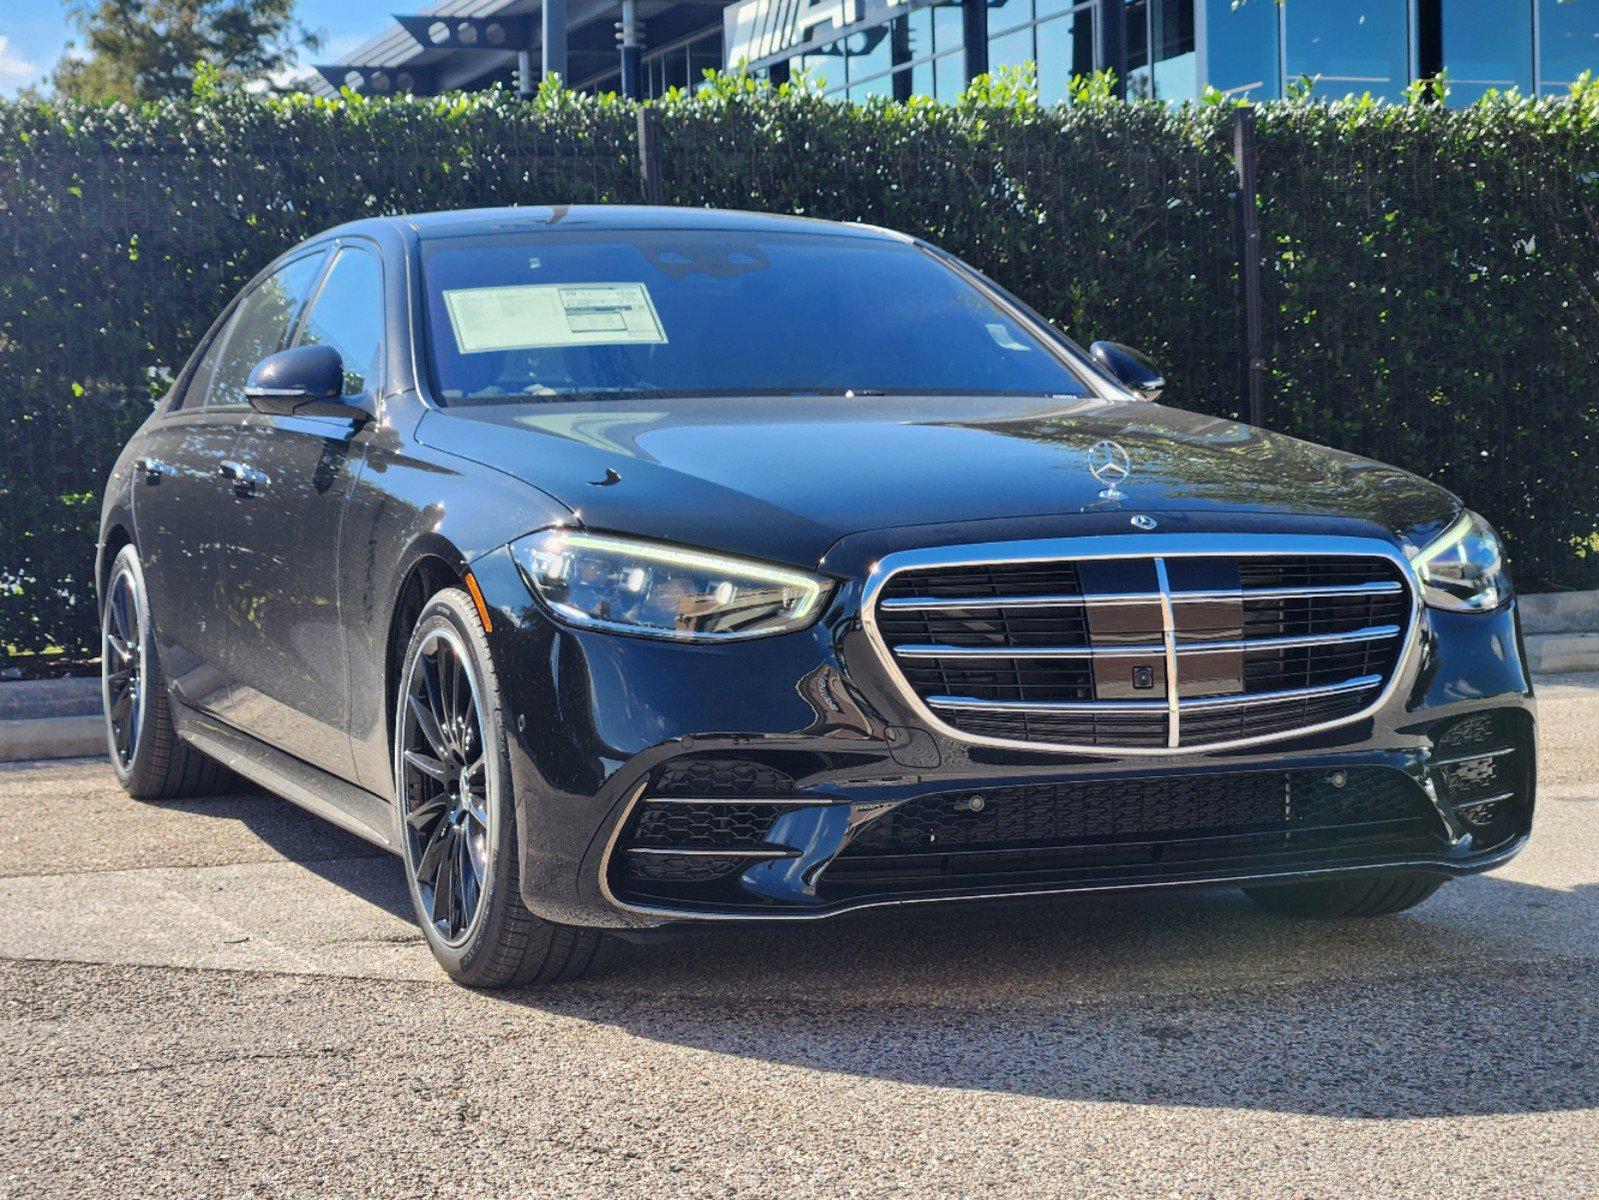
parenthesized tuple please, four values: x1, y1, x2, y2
(724, 0, 922, 69)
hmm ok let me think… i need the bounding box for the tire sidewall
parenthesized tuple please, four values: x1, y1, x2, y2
(393, 590, 524, 980)
(102, 545, 152, 790)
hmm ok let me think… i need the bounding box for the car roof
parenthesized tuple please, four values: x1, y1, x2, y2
(320, 205, 909, 244)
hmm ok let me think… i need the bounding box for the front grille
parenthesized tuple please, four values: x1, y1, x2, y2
(870, 546, 1412, 751)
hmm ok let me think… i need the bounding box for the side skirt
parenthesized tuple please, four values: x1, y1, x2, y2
(172, 701, 397, 853)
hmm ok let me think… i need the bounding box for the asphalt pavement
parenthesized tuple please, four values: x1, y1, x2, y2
(3, 675, 1598, 1198)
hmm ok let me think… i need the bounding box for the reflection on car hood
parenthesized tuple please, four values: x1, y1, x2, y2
(416, 394, 1460, 570)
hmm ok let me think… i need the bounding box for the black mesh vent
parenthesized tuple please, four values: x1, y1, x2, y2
(628, 803, 787, 849)
(651, 759, 794, 798)
(845, 767, 1424, 856)
(624, 857, 740, 883)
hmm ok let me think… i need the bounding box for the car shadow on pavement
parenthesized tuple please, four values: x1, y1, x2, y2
(155, 780, 1597, 1121)
(141, 787, 415, 922)
(501, 875, 1599, 1121)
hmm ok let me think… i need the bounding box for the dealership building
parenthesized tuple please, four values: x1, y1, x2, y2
(312, 0, 1599, 108)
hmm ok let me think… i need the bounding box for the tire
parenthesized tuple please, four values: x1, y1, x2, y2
(101, 544, 233, 800)
(1243, 872, 1446, 919)
(393, 588, 615, 988)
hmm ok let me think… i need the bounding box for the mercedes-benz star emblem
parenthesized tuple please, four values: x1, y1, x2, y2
(1130, 514, 1158, 531)
(1088, 439, 1132, 501)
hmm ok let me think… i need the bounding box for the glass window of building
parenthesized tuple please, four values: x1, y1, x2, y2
(987, 0, 1097, 102)
(1285, 1, 1412, 100)
(1127, 0, 1197, 100)
(845, 24, 894, 98)
(841, 2, 967, 102)
(1539, 0, 1599, 93)
(792, 40, 848, 93)
(1441, 0, 1532, 102)
(1204, 0, 1282, 98)
(988, 0, 1036, 76)
(1035, 4, 1098, 104)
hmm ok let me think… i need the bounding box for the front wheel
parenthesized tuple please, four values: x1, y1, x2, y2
(1243, 872, 1445, 919)
(394, 588, 614, 987)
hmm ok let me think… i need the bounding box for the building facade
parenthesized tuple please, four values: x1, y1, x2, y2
(313, 0, 1599, 107)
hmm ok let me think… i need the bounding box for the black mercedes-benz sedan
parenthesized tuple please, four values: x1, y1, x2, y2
(97, 206, 1534, 986)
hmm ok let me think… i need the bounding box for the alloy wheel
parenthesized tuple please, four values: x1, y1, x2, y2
(398, 628, 492, 945)
(102, 566, 145, 768)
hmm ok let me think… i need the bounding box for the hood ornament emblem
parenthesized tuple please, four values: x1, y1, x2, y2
(1088, 439, 1131, 501)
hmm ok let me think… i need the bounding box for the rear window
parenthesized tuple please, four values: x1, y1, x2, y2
(420, 229, 1090, 405)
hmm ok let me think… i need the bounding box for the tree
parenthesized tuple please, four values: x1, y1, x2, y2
(53, 0, 321, 102)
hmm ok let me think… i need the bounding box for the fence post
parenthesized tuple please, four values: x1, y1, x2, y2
(1231, 105, 1267, 427)
(637, 107, 663, 206)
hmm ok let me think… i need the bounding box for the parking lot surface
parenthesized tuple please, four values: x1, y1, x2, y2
(3, 675, 1597, 1198)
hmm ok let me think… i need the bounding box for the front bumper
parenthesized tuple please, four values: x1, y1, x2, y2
(468, 527, 1536, 930)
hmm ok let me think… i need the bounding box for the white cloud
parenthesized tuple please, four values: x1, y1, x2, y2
(0, 35, 43, 95)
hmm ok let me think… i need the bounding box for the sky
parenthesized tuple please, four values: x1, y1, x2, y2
(0, 0, 391, 97)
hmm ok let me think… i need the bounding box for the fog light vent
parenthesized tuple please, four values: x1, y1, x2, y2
(653, 759, 794, 798)
(1436, 712, 1501, 753)
(1456, 797, 1510, 830)
(1438, 755, 1501, 797)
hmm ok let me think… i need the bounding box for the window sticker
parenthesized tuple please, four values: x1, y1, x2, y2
(986, 322, 1031, 351)
(442, 283, 668, 354)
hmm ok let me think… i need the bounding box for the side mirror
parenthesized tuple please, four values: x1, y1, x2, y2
(1089, 341, 1165, 402)
(245, 345, 370, 420)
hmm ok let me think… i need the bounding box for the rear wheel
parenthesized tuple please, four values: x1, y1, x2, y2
(101, 544, 231, 799)
(1244, 872, 1445, 919)
(394, 589, 615, 987)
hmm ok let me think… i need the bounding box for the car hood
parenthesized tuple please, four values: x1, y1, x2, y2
(416, 394, 1460, 570)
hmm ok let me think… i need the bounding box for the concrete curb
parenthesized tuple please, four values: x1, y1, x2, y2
(1519, 589, 1599, 636)
(1525, 633, 1599, 675)
(0, 715, 105, 762)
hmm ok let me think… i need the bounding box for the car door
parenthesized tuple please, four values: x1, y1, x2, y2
(218, 242, 385, 778)
(133, 250, 327, 715)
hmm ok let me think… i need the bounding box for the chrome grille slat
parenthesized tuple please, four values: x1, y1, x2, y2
(866, 538, 1415, 754)
(879, 580, 1403, 612)
(929, 673, 1384, 715)
(892, 624, 1400, 660)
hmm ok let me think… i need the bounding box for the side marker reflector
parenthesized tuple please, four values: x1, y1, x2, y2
(463, 571, 494, 633)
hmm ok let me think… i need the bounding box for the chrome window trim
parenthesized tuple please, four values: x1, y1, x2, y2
(859, 533, 1423, 757)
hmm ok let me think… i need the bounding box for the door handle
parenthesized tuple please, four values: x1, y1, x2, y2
(219, 460, 270, 493)
(134, 456, 172, 483)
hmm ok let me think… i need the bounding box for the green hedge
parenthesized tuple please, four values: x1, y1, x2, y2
(3, 79, 1597, 659)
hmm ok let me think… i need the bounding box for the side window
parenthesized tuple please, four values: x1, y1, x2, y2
(295, 247, 384, 397)
(193, 251, 327, 408)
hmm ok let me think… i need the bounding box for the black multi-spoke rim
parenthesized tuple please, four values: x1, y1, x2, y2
(102, 569, 143, 768)
(399, 630, 491, 944)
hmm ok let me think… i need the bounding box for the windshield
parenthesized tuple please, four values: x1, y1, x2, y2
(419, 229, 1092, 404)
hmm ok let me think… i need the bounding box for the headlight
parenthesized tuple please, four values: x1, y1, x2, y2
(1407, 510, 1512, 612)
(511, 529, 830, 641)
